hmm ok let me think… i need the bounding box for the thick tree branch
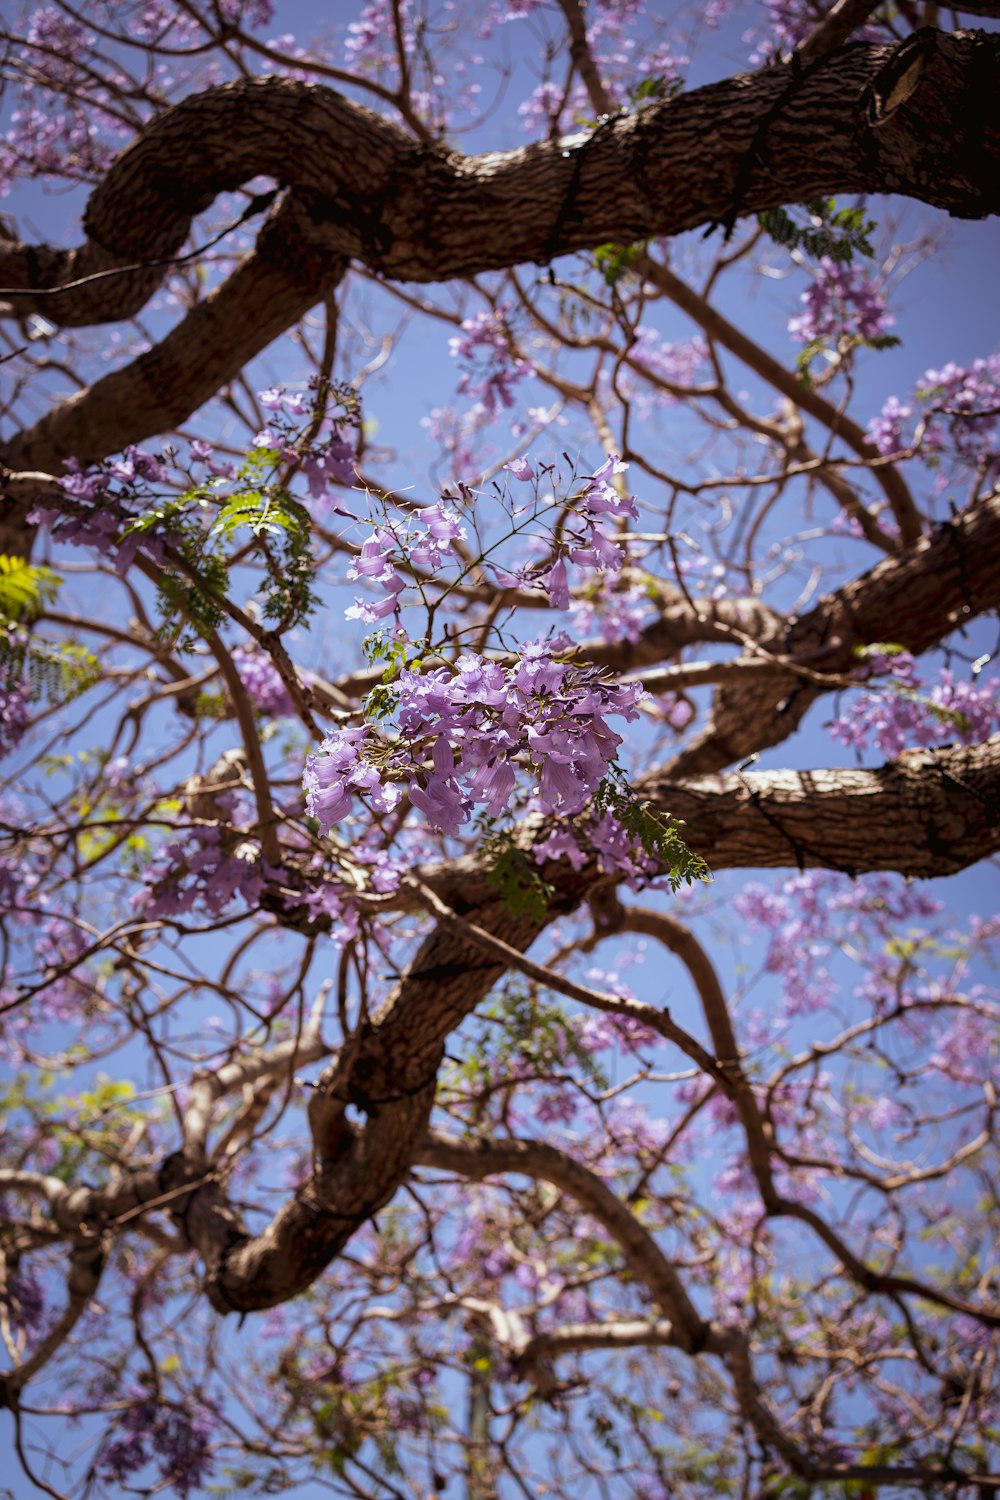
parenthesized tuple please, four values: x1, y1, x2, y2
(2, 33, 997, 330)
(0, 1241, 105, 1403)
(2, 199, 345, 477)
(668, 486, 1000, 775)
(4, 30, 997, 552)
(642, 734, 1000, 876)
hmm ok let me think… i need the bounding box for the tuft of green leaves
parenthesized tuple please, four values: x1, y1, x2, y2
(484, 828, 555, 922)
(361, 632, 423, 724)
(0, 555, 62, 621)
(22, 639, 100, 704)
(854, 642, 907, 663)
(123, 462, 318, 648)
(758, 198, 876, 264)
(594, 767, 711, 891)
(0, 557, 100, 709)
(592, 240, 647, 288)
(210, 478, 317, 628)
(627, 74, 683, 108)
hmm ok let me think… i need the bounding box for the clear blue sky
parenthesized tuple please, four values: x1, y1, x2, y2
(3, 2, 999, 1495)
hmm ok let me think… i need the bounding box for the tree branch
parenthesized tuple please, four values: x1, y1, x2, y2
(416, 1131, 707, 1351)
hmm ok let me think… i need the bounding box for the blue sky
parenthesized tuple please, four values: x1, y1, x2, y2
(2, 2, 999, 1495)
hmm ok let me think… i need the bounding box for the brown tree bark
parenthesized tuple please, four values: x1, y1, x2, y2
(2, 26, 999, 500)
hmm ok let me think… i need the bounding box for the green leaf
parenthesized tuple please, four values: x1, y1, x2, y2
(593, 240, 647, 288)
(593, 768, 712, 891)
(0, 556, 62, 622)
(484, 829, 554, 921)
(759, 198, 877, 264)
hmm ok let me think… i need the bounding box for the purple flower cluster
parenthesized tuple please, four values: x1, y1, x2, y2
(524, 454, 640, 610)
(0, 1264, 45, 1332)
(0, 650, 30, 758)
(134, 827, 264, 919)
(344, 0, 413, 68)
(0, 7, 121, 194)
(216, 0, 274, 24)
(231, 645, 295, 717)
(305, 637, 643, 837)
(567, 571, 652, 647)
(866, 394, 914, 457)
(29, 450, 168, 574)
(98, 1396, 213, 1497)
(254, 386, 357, 503)
(789, 258, 892, 346)
(745, 0, 889, 64)
(828, 653, 1000, 758)
(868, 354, 1000, 480)
(929, 1007, 1000, 1087)
(450, 307, 534, 418)
(345, 497, 466, 623)
(627, 329, 707, 404)
(517, 79, 588, 133)
(734, 870, 945, 1018)
(116, 1, 201, 44)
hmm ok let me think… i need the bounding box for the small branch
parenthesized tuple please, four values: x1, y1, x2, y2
(403, 875, 735, 1094)
(798, 0, 887, 62)
(1, 1239, 105, 1399)
(417, 1131, 707, 1351)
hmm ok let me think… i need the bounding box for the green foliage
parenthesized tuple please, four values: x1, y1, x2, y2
(210, 478, 318, 628)
(124, 459, 318, 649)
(854, 641, 908, 663)
(593, 240, 647, 288)
(0, 1072, 149, 1186)
(761, 200, 900, 385)
(627, 74, 683, 108)
(594, 767, 711, 890)
(0, 555, 62, 621)
(795, 332, 899, 388)
(853, 645, 979, 741)
(758, 198, 876, 264)
(0, 557, 100, 710)
(362, 631, 417, 714)
(21, 638, 101, 704)
(484, 827, 555, 921)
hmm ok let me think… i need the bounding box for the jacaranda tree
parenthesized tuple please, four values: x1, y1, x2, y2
(1, 1, 1000, 1495)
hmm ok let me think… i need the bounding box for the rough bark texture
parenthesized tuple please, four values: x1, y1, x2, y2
(667, 488, 1000, 776)
(641, 736, 1000, 878)
(3, 30, 999, 325)
(2, 27, 1000, 509)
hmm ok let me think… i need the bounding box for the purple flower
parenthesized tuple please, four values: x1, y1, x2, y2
(789, 258, 892, 346)
(468, 755, 516, 818)
(542, 555, 570, 610)
(867, 395, 913, 457)
(409, 741, 468, 835)
(305, 636, 645, 837)
(231, 646, 295, 717)
(504, 456, 535, 482)
(0, 662, 30, 757)
(348, 528, 397, 581)
(450, 306, 534, 418)
(532, 825, 589, 869)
